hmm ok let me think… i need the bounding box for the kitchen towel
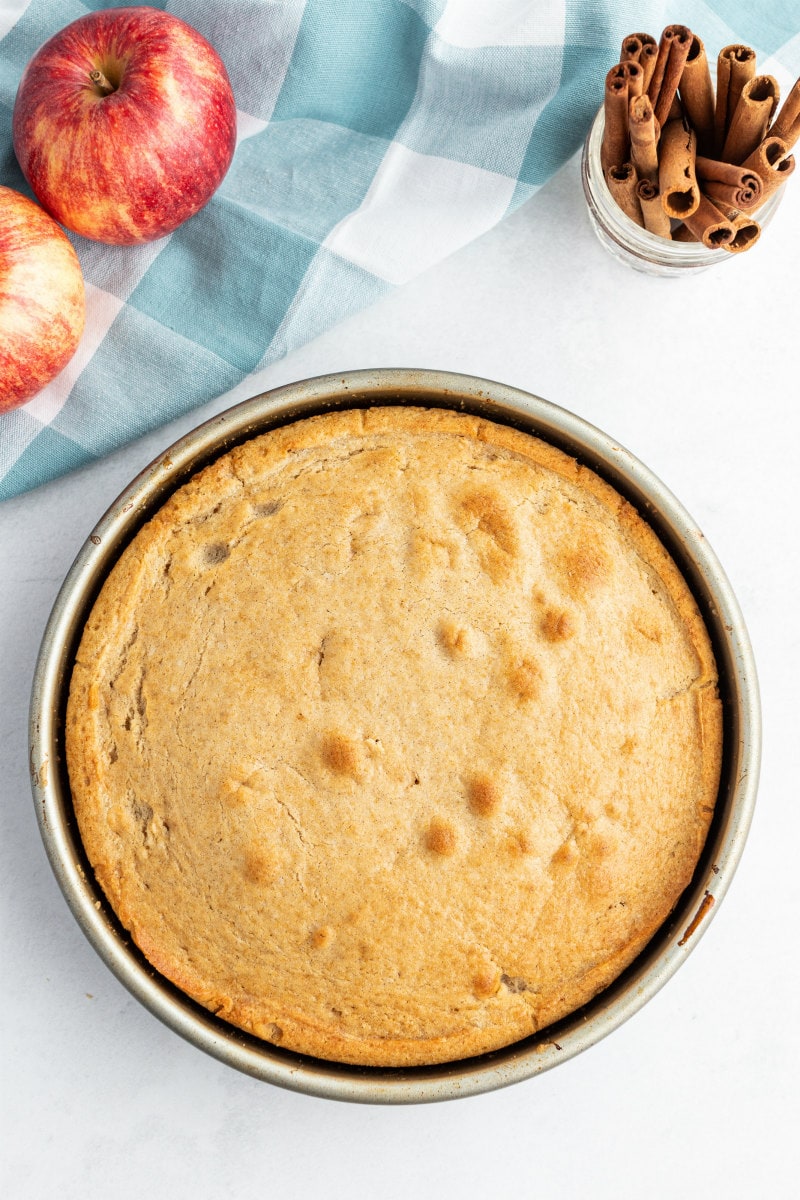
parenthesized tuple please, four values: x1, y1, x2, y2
(1, 0, 798, 499)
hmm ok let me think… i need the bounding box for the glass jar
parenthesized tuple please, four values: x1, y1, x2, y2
(580, 107, 784, 276)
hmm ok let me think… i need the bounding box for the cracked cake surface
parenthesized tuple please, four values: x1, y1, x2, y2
(66, 406, 722, 1066)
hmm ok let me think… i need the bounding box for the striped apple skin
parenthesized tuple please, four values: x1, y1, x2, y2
(12, 7, 237, 245)
(0, 186, 85, 412)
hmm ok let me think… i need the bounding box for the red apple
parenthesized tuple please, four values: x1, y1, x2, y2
(12, 7, 237, 245)
(0, 186, 86, 413)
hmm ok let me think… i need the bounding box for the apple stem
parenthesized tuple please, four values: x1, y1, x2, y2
(89, 69, 115, 96)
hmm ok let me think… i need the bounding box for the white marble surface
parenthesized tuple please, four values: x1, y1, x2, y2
(2, 155, 798, 1197)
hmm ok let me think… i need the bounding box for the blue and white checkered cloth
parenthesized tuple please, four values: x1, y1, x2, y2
(1, 1, 798, 499)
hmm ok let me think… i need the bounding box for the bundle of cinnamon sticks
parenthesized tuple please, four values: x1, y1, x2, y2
(601, 26, 799, 252)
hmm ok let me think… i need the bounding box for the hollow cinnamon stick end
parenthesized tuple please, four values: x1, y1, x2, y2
(723, 216, 761, 253)
(606, 162, 645, 227)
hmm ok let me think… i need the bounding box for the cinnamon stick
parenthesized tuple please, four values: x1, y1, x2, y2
(724, 212, 762, 253)
(659, 118, 701, 218)
(696, 156, 763, 209)
(629, 94, 660, 183)
(636, 179, 671, 237)
(647, 29, 671, 109)
(722, 76, 780, 164)
(679, 35, 715, 155)
(606, 163, 644, 226)
(621, 33, 658, 96)
(673, 201, 757, 252)
(703, 179, 759, 210)
(601, 66, 631, 173)
(705, 200, 764, 253)
(680, 193, 736, 247)
(639, 41, 659, 94)
(696, 156, 761, 187)
(608, 59, 645, 99)
(623, 59, 645, 101)
(623, 33, 657, 59)
(621, 35, 642, 62)
(768, 77, 800, 152)
(650, 25, 693, 129)
(715, 45, 756, 155)
(741, 136, 796, 203)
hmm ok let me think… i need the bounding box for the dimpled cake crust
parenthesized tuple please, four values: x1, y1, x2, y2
(66, 407, 722, 1067)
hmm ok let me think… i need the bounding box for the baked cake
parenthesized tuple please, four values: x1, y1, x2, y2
(66, 407, 722, 1066)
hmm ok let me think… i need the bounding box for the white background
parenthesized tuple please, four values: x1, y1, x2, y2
(2, 151, 799, 1197)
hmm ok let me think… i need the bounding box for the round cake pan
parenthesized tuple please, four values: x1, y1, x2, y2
(30, 369, 760, 1103)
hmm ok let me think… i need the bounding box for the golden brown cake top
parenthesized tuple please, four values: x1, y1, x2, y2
(66, 407, 722, 1066)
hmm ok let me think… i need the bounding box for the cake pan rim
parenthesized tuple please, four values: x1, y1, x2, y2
(29, 367, 760, 1103)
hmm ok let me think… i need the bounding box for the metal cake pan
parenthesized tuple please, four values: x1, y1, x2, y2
(29, 368, 760, 1103)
